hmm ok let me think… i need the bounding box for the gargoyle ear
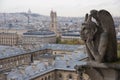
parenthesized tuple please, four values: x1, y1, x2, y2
(84, 13, 88, 22)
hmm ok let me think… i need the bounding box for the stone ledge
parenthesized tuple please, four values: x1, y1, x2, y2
(75, 61, 120, 80)
(75, 61, 120, 70)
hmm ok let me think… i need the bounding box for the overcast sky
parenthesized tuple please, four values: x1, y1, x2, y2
(0, 0, 120, 17)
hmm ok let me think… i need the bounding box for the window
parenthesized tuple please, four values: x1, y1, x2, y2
(54, 52, 56, 54)
(58, 73, 63, 80)
(68, 74, 73, 80)
(48, 75, 51, 80)
(45, 77, 47, 80)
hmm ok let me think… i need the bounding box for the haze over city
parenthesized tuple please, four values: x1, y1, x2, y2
(0, 0, 120, 17)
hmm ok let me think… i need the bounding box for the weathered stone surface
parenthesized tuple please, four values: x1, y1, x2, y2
(81, 9, 117, 62)
(76, 9, 119, 80)
(75, 61, 120, 80)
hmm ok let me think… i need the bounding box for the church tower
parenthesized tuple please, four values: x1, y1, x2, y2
(27, 9, 31, 25)
(50, 10, 58, 36)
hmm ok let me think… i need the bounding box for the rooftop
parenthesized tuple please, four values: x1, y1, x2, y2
(0, 44, 85, 59)
(0, 46, 26, 59)
(62, 31, 80, 37)
(7, 52, 87, 80)
(42, 44, 84, 51)
(0, 32, 18, 35)
(23, 30, 55, 35)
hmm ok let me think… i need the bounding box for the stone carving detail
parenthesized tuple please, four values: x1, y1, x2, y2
(81, 9, 117, 62)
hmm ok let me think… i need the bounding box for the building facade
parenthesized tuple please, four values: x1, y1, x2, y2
(31, 70, 79, 80)
(61, 31, 82, 43)
(21, 30, 56, 48)
(0, 32, 19, 46)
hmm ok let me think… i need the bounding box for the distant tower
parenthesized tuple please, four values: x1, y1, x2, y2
(27, 9, 31, 25)
(50, 10, 58, 36)
(28, 9, 32, 14)
(3, 13, 6, 25)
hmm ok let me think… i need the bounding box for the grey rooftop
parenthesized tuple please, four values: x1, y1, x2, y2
(0, 46, 26, 59)
(42, 44, 84, 51)
(7, 52, 87, 80)
(0, 44, 85, 59)
(23, 30, 55, 35)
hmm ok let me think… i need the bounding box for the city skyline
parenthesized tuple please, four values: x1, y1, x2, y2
(0, 0, 120, 17)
